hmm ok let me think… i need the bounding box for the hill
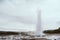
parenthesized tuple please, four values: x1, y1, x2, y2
(43, 28, 60, 34)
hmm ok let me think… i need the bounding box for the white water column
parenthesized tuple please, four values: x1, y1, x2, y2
(36, 9, 42, 37)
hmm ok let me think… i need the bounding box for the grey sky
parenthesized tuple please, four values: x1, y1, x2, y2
(0, 0, 60, 31)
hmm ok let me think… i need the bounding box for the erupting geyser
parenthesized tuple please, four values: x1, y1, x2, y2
(36, 9, 42, 37)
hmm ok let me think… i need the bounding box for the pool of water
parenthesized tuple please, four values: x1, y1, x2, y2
(45, 34, 60, 40)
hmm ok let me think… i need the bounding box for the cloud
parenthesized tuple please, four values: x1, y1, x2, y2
(0, 0, 60, 31)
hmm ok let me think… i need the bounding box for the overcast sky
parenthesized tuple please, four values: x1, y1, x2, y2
(0, 0, 60, 32)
